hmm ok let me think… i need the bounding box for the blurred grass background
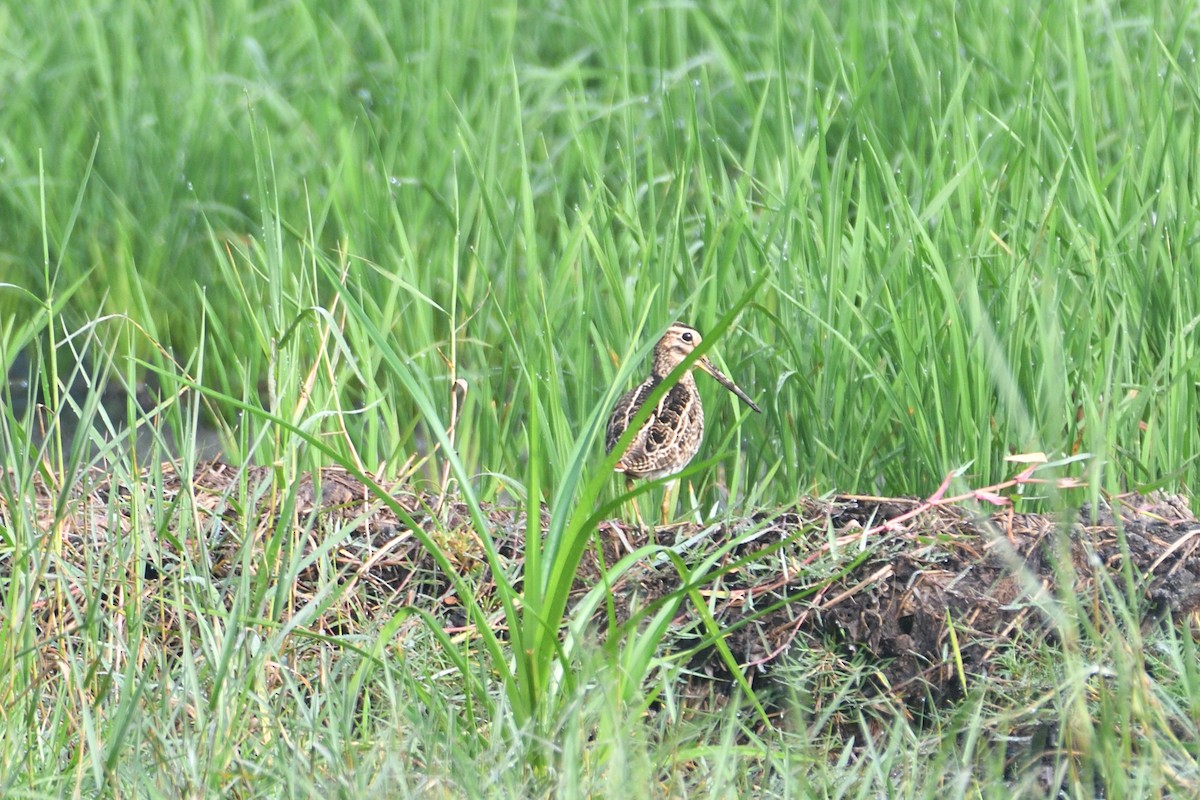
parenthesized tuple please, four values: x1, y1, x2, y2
(2, 0, 1200, 795)
(4, 0, 1198, 502)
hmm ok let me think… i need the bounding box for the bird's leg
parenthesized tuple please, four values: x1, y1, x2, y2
(659, 478, 677, 527)
(617, 476, 640, 554)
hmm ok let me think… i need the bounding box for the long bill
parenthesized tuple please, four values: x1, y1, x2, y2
(698, 357, 763, 414)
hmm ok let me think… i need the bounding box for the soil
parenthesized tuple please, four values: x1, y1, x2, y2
(7, 461, 1200, 712)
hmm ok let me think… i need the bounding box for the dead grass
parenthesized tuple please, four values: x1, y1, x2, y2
(10, 461, 1199, 710)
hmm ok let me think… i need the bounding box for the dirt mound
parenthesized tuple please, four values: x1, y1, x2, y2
(600, 492, 1200, 705)
(7, 462, 1199, 706)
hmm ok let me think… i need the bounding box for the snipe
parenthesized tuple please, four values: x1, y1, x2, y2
(605, 322, 761, 532)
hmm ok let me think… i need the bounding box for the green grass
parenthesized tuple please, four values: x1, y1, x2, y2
(2, 0, 1200, 795)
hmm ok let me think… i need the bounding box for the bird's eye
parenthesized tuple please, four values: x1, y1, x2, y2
(681, 331, 693, 343)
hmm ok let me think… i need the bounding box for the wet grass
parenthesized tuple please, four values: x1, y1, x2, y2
(2, 0, 1200, 795)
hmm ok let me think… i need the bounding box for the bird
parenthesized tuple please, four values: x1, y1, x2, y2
(605, 322, 761, 535)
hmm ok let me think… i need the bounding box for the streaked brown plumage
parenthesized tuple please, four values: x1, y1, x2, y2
(605, 322, 761, 483)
